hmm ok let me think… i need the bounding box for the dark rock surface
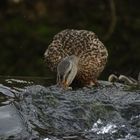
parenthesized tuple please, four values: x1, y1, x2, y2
(16, 81, 140, 140)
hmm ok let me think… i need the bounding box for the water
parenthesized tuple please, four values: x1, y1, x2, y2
(0, 76, 140, 140)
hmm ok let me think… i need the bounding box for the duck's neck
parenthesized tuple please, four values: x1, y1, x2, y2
(68, 55, 79, 66)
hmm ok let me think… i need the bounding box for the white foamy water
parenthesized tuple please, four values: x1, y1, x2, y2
(90, 119, 117, 134)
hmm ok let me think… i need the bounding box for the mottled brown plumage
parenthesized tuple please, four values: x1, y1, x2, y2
(44, 29, 108, 87)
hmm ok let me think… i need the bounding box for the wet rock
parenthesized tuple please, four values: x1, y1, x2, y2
(17, 81, 140, 140)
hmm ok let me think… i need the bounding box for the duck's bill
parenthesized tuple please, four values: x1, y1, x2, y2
(57, 80, 69, 89)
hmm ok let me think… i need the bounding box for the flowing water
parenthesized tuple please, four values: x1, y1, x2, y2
(0, 76, 140, 140)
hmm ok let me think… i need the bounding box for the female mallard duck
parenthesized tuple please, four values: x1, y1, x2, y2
(44, 29, 108, 88)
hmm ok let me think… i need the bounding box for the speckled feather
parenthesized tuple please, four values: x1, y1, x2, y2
(44, 29, 108, 85)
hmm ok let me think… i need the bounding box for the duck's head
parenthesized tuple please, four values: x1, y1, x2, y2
(57, 55, 79, 89)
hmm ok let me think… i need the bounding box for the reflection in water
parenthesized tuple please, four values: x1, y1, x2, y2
(0, 76, 140, 140)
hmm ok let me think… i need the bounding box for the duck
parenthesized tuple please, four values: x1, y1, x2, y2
(44, 29, 108, 88)
(108, 72, 140, 86)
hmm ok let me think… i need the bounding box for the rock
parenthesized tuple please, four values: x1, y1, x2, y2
(17, 81, 140, 140)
